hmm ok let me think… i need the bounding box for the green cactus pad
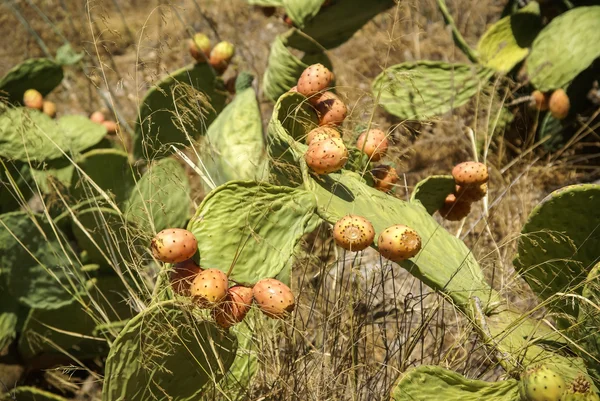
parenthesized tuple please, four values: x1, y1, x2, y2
(30, 158, 74, 195)
(0, 58, 63, 105)
(0, 386, 69, 401)
(410, 175, 455, 215)
(234, 71, 255, 92)
(527, 6, 600, 91)
(124, 158, 190, 233)
(0, 160, 34, 213)
(372, 61, 495, 121)
(132, 63, 227, 160)
(513, 184, 600, 320)
(187, 181, 317, 285)
(390, 365, 519, 401)
(306, 171, 501, 310)
(0, 108, 107, 162)
(262, 30, 332, 102)
(102, 301, 237, 401)
(0, 211, 80, 310)
(577, 263, 600, 385)
(201, 87, 268, 188)
(476, 1, 541, 73)
(0, 281, 19, 351)
(55, 43, 84, 66)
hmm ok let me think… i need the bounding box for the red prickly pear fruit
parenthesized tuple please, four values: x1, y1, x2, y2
(518, 364, 566, 401)
(170, 259, 202, 296)
(42, 101, 56, 118)
(372, 165, 399, 193)
(377, 224, 421, 262)
(288, 85, 298, 93)
(438, 193, 471, 221)
(315, 92, 347, 127)
(549, 88, 570, 120)
(209, 41, 235, 74)
(213, 285, 253, 329)
(304, 137, 348, 175)
(305, 126, 341, 145)
(283, 14, 295, 27)
(151, 228, 198, 263)
(333, 215, 375, 251)
(297, 63, 334, 100)
(530, 90, 549, 111)
(455, 183, 487, 203)
(90, 111, 105, 124)
(189, 33, 211, 63)
(253, 279, 295, 319)
(191, 268, 229, 308)
(451, 161, 489, 187)
(23, 89, 43, 110)
(356, 129, 389, 161)
(102, 120, 118, 135)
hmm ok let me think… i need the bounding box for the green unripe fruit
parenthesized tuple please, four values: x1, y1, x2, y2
(209, 41, 235, 73)
(519, 364, 566, 401)
(559, 375, 600, 401)
(189, 33, 211, 62)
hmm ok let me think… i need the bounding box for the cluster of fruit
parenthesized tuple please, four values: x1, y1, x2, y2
(89, 110, 118, 135)
(22, 89, 56, 118)
(519, 364, 599, 401)
(188, 33, 235, 75)
(530, 88, 570, 120)
(438, 161, 489, 221)
(150, 228, 295, 329)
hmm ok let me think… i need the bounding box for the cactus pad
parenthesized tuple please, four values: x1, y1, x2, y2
(102, 301, 237, 401)
(372, 61, 494, 120)
(0, 281, 20, 351)
(526, 6, 600, 91)
(410, 175, 456, 215)
(187, 181, 317, 285)
(576, 263, 600, 385)
(0, 58, 63, 105)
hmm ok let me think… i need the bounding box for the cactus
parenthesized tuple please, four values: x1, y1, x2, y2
(410, 175, 455, 215)
(0, 281, 20, 351)
(576, 263, 600, 385)
(476, 1, 541, 73)
(186, 181, 317, 285)
(124, 158, 191, 233)
(519, 364, 567, 401)
(390, 365, 520, 401)
(0, 160, 34, 213)
(132, 63, 227, 160)
(55, 43, 84, 66)
(0, 58, 63, 105)
(0, 386, 69, 401)
(526, 6, 600, 91)
(101, 301, 237, 401)
(30, 158, 74, 195)
(513, 184, 600, 321)
(372, 61, 495, 121)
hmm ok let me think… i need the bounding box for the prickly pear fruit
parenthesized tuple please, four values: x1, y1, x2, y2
(90, 111, 105, 124)
(189, 33, 211, 62)
(356, 129, 388, 161)
(377, 224, 421, 262)
(304, 137, 348, 175)
(23, 89, 43, 110)
(333, 215, 375, 251)
(455, 183, 487, 203)
(559, 375, 600, 401)
(209, 41, 235, 73)
(42, 101, 56, 118)
(549, 88, 570, 120)
(151, 228, 198, 264)
(253, 278, 295, 319)
(371, 165, 399, 193)
(170, 259, 202, 296)
(213, 285, 253, 329)
(191, 268, 229, 308)
(315, 92, 347, 127)
(305, 126, 341, 145)
(451, 161, 489, 187)
(530, 90, 549, 111)
(438, 193, 471, 221)
(102, 120, 118, 135)
(288, 85, 298, 93)
(297, 63, 334, 101)
(518, 364, 566, 401)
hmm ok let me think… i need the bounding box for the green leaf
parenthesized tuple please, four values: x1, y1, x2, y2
(577, 263, 600, 384)
(102, 301, 237, 401)
(372, 61, 494, 120)
(187, 181, 317, 285)
(0, 386, 69, 401)
(55, 43, 84, 66)
(527, 6, 600, 91)
(477, 1, 542, 73)
(0, 58, 63, 105)
(410, 175, 455, 215)
(201, 88, 268, 187)
(133, 63, 227, 161)
(124, 158, 190, 233)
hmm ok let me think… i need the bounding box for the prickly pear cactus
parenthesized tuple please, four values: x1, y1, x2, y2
(513, 184, 600, 321)
(0, 160, 34, 213)
(410, 175, 455, 215)
(0, 58, 63, 105)
(0, 279, 20, 351)
(476, 1, 541, 73)
(0, 386, 69, 401)
(371, 61, 494, 121)
(576, 263, 600, 385)
(526, 6, 600, 91)
(187, 181, 317, 285)
(390, 365, 520, 401)
(133, 63, 227, 160)
(560, 375, 600, 401)
(102, 301, 237, 401)
(519, 364, 567, 401)
(30, 158, 74, 195)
